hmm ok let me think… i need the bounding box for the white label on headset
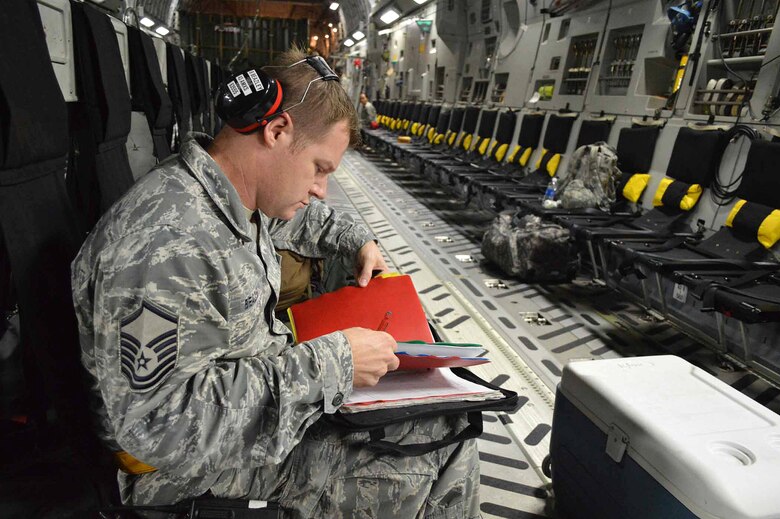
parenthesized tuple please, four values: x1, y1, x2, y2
(227, 81, 241, 97)
(236, 74, 252, 96)
(248, 69, 265, 91)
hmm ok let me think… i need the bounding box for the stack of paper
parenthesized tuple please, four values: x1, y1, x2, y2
(342, 368, 504, 413)
(396, 341, 490, 370)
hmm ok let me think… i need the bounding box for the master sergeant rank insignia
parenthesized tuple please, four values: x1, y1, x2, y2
(120, 300, 179, 392)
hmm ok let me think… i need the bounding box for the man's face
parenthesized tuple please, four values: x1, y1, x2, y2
(359, 94, 368, 105)
(266, 119, 350, 220)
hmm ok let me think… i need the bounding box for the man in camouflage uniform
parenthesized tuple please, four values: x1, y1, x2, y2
(71, 48, 480, 518)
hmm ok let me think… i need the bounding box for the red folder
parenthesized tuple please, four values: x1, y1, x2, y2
(288, 274, 434, 343)
(396, 354, 490, 370)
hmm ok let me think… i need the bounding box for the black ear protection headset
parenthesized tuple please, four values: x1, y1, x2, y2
(215, 56, 339, 134)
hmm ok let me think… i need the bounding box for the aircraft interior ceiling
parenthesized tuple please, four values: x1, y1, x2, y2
(1, 0, 780, 517)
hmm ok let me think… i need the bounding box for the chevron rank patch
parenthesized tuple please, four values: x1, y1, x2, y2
(120, 300, 179, 392)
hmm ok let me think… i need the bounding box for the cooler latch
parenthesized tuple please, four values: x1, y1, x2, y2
(605, 423, 629, 463)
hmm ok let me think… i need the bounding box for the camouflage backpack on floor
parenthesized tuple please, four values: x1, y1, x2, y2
(481, 211, 578, 281)
(557, 142, 621, 210)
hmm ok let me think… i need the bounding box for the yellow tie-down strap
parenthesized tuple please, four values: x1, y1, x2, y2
(519, 147, 533, 167)
(478, 137, 490, 155)
(494, 143, 509, 163)
(462, 134, 473, 151)
(114, 451, 158, 475)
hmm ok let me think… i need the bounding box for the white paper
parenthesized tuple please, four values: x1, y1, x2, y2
(343, 368, 502, 412)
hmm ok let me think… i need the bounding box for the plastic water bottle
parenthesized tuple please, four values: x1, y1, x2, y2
(543, 177, 558, 202)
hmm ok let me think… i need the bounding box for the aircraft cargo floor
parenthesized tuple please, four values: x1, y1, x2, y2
(331, 148, 780, 519)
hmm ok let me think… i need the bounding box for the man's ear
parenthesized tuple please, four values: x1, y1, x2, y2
(261, 112, 294, 149)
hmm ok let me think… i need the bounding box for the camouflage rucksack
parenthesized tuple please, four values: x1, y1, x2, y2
(481, 212, 578, 282)
(557, 142, 621, 210)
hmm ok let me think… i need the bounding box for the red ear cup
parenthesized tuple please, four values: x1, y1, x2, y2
(215, 68, 281, 134)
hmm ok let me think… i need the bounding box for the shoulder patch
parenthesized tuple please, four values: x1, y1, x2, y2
(120, 300, 179, 392)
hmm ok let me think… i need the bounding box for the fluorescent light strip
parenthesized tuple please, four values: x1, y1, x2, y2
(379, 8, 400, 24)
(155, 26, 170, 36)
(352, 30, 365, 40)
(140, 17, 155, 28)
(344, 38, 355, 47)
(329, 2, 339, 10)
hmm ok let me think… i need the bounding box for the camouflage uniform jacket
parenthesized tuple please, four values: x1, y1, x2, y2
(71, 133, 375, 503)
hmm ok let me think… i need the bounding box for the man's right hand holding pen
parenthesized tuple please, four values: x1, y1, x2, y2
(342, 326, 399, 387)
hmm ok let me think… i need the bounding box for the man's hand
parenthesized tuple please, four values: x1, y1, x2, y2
(354, 241, 390, 287)
(342, 327, 399, 387)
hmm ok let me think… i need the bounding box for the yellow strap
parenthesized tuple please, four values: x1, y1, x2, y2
(507, 145, 521, 163)
(488, 141, 498, 158)
(463, 134, 473, 151)
(546, 153, 561, 177)
(725, 199, 747, 227)
(519, 147, 533, 167)
(758, 209, 780, 248)
(114, 451, 158, 475)
(434, 133, 444, 145)
(403, 120, 410, 130)
(535, 148, 548, 171)
(653, 177, 674, 207)
(622, 174, 651, 203)
(454, 132, 464, 148)
(494, 143, 509, 162)
(478, 138, 490, 155)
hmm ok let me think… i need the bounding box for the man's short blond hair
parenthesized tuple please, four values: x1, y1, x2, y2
(267, 47, 360, 149)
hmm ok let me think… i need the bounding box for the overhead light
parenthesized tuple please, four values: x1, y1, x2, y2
(379, 8, 400, 24)
(414, 0, 430, 3)
(377, 28, 392, 36)
(312, 35, 319, 40)
(328, 22, 333, 28)
(344, 38, 355, 47)
(332, 27, 337, 33)
(155, 26, 170, 36)
(352, 30, 365, 40)
(325, 34, 330, 39)
(140, 17, 155, 28)
(329, 2, 339, 10)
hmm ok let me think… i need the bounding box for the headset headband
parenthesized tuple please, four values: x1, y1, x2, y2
(215, 56, 339, 134)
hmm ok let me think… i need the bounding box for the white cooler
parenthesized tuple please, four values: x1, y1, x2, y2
(550, 355, 780, 519)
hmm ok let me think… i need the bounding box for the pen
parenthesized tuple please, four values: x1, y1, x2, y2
(377, 311, 392, 331)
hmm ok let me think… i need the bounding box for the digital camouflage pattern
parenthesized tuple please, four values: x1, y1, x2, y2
(481, 211, 578, 282)
(71, 133, 479, 518)
(557, 142, 621, 210)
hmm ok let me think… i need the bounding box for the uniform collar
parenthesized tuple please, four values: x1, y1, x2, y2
(179, 132, 254, 242)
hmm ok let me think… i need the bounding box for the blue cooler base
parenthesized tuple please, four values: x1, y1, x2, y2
(551, 389, 697, 519)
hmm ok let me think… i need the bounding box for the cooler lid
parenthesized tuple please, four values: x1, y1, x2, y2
(559, 356, 780, 519)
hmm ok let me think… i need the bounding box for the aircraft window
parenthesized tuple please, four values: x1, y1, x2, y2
(551, 56, 561, 70)
(481, 0, 492, 23)
(558, 19, 571, 40)
(562, 33, 598, 95)
(472, 80, 489, 102)
(542, 22, 551, 42)
(486, 36, 497, 58)
(435, 66, 445, 100)
(597, 25, 644, 96)
(460, 76, 473, 101)
(492, 73, 509, 103)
